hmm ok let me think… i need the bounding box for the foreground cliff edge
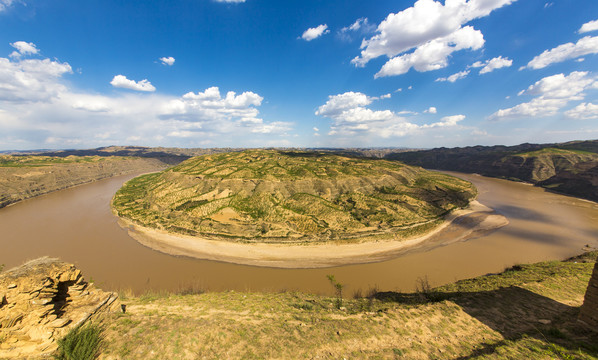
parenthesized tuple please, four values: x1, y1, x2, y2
(0, 258, 119, 359)
(111, 150, 508, 267)
(1, 252, 596, 359)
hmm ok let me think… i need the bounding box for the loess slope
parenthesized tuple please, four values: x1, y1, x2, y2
(387, 140, 598, 201)
(0, 155, 167, 208)
(112, 150, 476, 244)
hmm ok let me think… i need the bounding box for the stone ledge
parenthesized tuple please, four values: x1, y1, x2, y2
(0, 257, 120, 359)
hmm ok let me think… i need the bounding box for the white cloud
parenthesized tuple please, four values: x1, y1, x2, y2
(352, 0, 516, 77)
(315, 91, 373, 117)
(0, 44, 294, 149)
(338, 18, 376, 41)
(0, 57, 72, 102)
(159, 57, 175, 66)
(9, 41, 39, 59)
(301, 24, 330, 41)
(436, 70, 470, 82)
(0, 0, 15, 12)
(317, 91, 462, 138)
(422, 114, 465, 128)
(579, 19, 598, 34)
(375, 26, 484, 78)
(313, 127, 319, 132)
(478, 56, 512, 74)
(490, 71, 598, 119)
(424, 106, 438, 114)
(525, 36, 598, 69)
(110, 75, 156, 92)
(250, 121, 292, 134)
(565, 102, 598, 119)
(376, 93, 392, 99)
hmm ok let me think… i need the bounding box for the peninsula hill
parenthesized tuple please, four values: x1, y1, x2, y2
(112, 150, 476, 245)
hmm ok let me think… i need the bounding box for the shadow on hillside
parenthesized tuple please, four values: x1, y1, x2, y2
(490, 204, 551, 222)
(373, 286, 598, 358)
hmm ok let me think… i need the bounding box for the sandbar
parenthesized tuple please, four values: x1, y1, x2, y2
(117, 200, 508, 268)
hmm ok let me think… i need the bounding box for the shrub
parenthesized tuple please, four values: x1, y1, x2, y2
(327, 275, 344, 309)
(55, 323, 104, 360)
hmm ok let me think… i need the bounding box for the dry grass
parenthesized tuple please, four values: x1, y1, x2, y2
(97, 252, 598, 359)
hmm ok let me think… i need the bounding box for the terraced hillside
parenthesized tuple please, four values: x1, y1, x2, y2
(0, 155, 167, 208)
(112, 150, 476, 244)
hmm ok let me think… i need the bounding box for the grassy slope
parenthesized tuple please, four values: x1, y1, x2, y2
(0, 155, 167, 208)
(98, 252, 598, 359)
(112, 150, 476, 244)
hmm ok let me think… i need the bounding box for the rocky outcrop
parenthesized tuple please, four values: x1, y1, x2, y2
(0, 257, 120, 359)
(579, 261, 598, 328)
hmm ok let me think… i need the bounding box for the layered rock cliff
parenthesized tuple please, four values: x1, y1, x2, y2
(387, 140, 598, 202)
(0, 257, 119, 359)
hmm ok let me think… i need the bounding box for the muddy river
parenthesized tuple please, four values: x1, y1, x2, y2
(1, 172, 597, 295)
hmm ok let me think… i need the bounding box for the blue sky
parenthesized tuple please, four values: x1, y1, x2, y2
(0, 0, 597, 150)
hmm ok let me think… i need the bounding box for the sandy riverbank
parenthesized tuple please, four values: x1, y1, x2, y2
(118, 200, 509, 268)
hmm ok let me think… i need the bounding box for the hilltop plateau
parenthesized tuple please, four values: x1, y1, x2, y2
(112, 150, 476, 245)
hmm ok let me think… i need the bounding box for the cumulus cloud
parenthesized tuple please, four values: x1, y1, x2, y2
(0, 56, 72, 102)
(0, 44, 293, 149)
(579, 19, 598, 34)
(524, 36, 598, 69)
(565, 102, 598, 119)
(316, 91, 373, 117)
(476, 56, 513, 74)
(301, 24, 330, 41)
(424, 106, 438, 114)
(436, 70, 470, 82)
(9, 41, 39, 59)
(316, 91, 463, 138)
(490, 71, 598, 119)
(352, 0, 516, 77)
(375, 26, 484, 78)
(159, 56, 175, 66)
(110, 75, 156, 92)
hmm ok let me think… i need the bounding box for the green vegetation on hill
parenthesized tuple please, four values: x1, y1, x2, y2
(0, 155, 123, 167)
(97, 252, 598, 359)
(112, 150, 476, 244)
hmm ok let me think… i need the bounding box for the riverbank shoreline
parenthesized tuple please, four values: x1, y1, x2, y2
(118, 200, 509, 268)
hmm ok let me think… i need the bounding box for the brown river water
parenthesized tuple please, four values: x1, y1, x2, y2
(1, 172, 598, 296)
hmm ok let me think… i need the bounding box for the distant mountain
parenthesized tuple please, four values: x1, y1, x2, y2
(386, 140, 598, 202)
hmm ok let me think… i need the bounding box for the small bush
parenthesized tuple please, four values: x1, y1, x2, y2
(327, 275, 344, 309)
(55, 323, 104, 360)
